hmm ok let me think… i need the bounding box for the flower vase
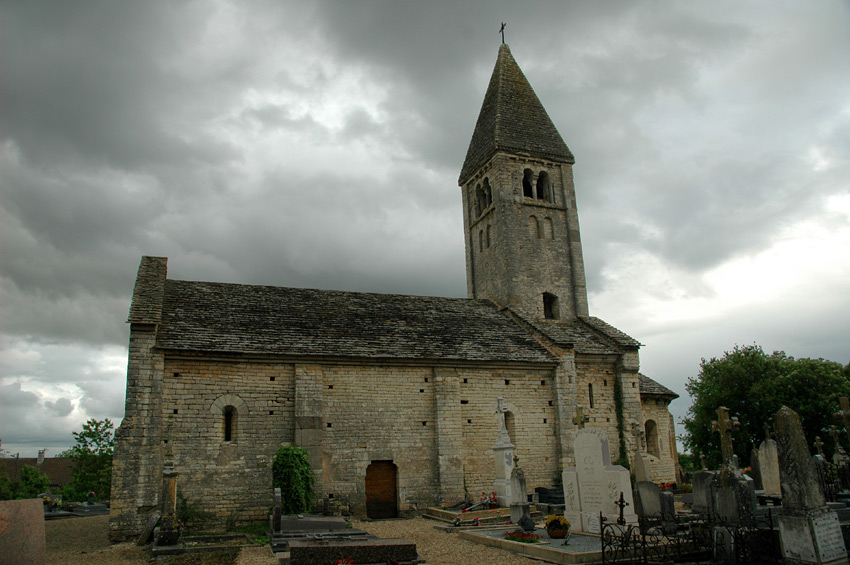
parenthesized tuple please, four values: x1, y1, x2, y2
(548, 528, 570, 539)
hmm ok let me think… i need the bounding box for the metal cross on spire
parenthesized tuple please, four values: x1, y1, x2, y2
(499, 22, 506, 44)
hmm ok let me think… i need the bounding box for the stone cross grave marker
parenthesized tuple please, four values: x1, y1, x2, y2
(711, 406, 740, 466)
(572, 404, 590, 429)
(814, 436, 826, 457)
(829, 426, 848, 465)
(562, 427, 635, 533)
(776, 405, 847, 564)
(492, 397, 515, 506)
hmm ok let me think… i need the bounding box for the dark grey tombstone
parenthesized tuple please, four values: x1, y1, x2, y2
(692, 470, 715, 515)
(635, 481, 676, 534)
(775, 406, 847, 564)
(710, 469, 756, 525)
(273, 487, 282, 533)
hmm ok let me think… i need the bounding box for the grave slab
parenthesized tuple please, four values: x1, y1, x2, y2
(287, 537, 418, 564)
(0, 499, 46, 565)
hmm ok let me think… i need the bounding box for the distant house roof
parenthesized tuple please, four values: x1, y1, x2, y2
(638, 374, 679, 399)
(1, 458, 74, 487)
(459, 44, 574, 185)
(153, 278, 558, 364)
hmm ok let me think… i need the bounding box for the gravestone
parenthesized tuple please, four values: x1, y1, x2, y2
(562, 427, 635, 533)
(492, 397, 515, 507)
(758, 437, 781, 496)
(288, 537, 418, 564)
(776, 406, 847, 564)
(633, 452, 654, 483)
(706, 407, 756, 525)
(635, 481, 675, 533)
(272, 487, 282, 532)
(750, 446, 763, 490)
(509, 455, 531, 527)
(691, 470, 715, 514)
(0, 499, 46, 565)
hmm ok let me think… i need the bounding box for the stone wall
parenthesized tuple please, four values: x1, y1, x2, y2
(462, 153, 587, 319)
(641, 397, 678, 483)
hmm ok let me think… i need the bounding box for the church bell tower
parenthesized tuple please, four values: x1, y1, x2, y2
(459, 44, 589, 321)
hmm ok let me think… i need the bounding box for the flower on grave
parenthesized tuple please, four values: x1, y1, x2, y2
(503, 530, 541, 543)
(43, 497, 51, 505)
(335, 557, 354, 565)
(545, 515, 570, 531)
(453, 517, 462, 527)
(472, 517, 480, 526)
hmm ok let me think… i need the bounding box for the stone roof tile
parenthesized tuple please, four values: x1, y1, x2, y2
(638, 373, 679, 399)
(156, 280, 557, 363)
(459, 44, 574, 185)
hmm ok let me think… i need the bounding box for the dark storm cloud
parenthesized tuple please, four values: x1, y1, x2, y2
(1, 1, 847, 456)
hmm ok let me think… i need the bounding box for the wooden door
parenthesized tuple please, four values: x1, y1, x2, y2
(365, 460, 398, 519)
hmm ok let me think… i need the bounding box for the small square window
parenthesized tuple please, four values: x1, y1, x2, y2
(328, 493, 334, 499)
(541, 380, 546, 386)
(424, 378, 429, 383)
(328, 385, 333, 390)
(460, 400, 469, 405)
(422, 421, 427, 426)
(419, 389, 424, 393)
(504, 379, 510, 385)
(463, 378, 468, 384)
(543, 418, 547, 424)
(548, 401, 553, 406)
(173, 373, 180, 378)
(269, 410, 274, 415)
(327, 423, 332, 428)
(603, 379, 607, 386)
(467, 419, 472, 424)
(172, 409, 178, 414)
(270, 376, 275, 381)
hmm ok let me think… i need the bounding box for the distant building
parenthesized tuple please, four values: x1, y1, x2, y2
(110, 44, 678, 540)
(2, 451, 74, 492)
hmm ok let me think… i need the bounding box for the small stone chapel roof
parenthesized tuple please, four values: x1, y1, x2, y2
(130, 257, 557, 364)
(518, 315, 641, 355)
(459, 44, 575, 185)
(638, 373, 679, 399)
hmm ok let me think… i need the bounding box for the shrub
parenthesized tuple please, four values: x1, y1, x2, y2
(272, 446, 315, 514)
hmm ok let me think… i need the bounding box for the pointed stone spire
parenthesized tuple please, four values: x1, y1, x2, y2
(459, 44, 574, 185)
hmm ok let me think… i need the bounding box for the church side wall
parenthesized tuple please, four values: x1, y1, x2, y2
(159, 358, 296, 528)
(458, 367, 560, 499)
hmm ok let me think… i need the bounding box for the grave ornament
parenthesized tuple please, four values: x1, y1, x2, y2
(572, 405, 590, 430)
(711, 406, 740, 466)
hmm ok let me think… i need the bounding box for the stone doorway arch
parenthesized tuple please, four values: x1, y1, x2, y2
(365, 460, 398, 519)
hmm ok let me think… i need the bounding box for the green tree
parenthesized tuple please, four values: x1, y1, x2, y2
(65, 419, 114, 501)
(271, 446, 315, 514)
(16, 465, 50, 499)
(683, 344, 850, 468)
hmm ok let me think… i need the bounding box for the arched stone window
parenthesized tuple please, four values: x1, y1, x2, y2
(536, 171, 550, 201)
(543, 292, 559, 319)
(210, 394, 249, 443)
(588, 383, 594, 408)
(645, 420, 660, 457)
(479, 229, 484, 252)
(475, 183, 486, 217)
(528, 215, 540, 239)
(543, 217, 554, 239)
(522, 169, 534, 198)
(483, 178, 493, 208)
(486, 224, 492, 248)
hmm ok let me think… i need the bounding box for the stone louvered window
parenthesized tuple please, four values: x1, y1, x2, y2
(522, 168, 534, 198)
(210, 394, 248, 443)
(536, 171, 550, 201)
(224, 406, 236, 441)
(543, 292, 559, 319)
(529, 215, 540, 238)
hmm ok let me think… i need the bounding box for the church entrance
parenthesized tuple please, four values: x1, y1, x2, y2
(365, 460, 398, 519)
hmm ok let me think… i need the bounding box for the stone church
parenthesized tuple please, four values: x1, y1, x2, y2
(109, 44, 678, 540)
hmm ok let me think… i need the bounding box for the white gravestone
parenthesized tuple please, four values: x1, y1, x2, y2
(562, 428, 636, 533)
(758, 438, 781, 496)
(493, 397, 515, 506)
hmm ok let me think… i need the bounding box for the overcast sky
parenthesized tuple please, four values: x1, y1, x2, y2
(1, 1, 848, 458)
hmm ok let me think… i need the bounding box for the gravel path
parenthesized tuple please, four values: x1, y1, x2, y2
(45, 515, 544, 564)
